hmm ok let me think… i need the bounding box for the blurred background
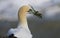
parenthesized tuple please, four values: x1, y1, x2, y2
(0, 0, 60, 38)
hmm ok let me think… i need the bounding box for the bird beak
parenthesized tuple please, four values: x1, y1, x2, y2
(27, 7, 42, 19)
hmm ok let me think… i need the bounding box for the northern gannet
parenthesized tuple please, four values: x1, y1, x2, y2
(7, 5, 32, 38)
(7, 4, 42, 38)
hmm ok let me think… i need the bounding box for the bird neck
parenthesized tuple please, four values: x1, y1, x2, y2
(18, 13, 28, 28)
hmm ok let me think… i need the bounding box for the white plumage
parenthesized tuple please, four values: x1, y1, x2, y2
(8, 25, 32, 38)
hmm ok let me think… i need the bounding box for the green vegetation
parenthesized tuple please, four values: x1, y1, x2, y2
(28, 6, 42, 18)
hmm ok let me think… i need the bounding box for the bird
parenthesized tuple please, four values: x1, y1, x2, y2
(7, 5, 32, 38)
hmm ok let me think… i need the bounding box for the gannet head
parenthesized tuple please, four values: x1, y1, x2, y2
(18, 5, 30, 16)
(18, 5, 42, 21)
